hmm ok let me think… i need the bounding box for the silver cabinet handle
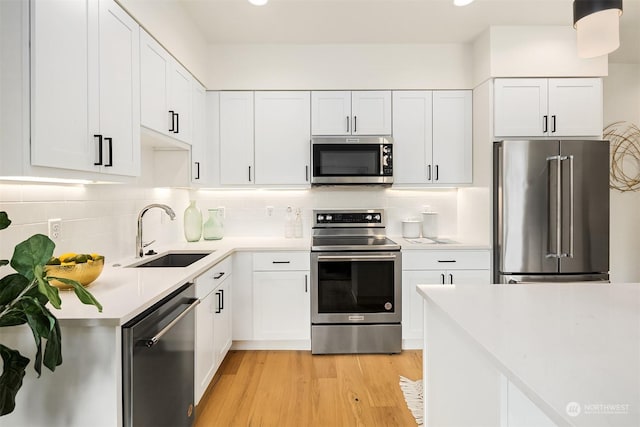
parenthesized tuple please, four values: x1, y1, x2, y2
(561, 155, 575, 258)
(379, 144, 385, 175)
(144, 298, 200, 348)
(546, 155, 562, 258)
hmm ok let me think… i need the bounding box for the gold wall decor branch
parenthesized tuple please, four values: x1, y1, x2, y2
(604, 121, 640, 192)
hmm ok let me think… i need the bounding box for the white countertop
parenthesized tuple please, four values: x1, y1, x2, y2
(417, 283, 640, 427)
(54, 237, 310, 326)
(393, 236, 490, 250)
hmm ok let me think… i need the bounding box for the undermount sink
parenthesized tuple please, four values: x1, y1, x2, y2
(127, 251, 213, 268)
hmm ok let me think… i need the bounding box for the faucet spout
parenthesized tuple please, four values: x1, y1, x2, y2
(136, 204, 177, 258)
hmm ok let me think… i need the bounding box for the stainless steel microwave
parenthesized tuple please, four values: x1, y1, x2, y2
(311, 136, 393, 185)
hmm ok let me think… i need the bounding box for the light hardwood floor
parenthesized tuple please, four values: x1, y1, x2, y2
(195, 350, 423, 427)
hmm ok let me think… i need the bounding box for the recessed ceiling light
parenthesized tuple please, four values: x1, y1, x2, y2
(249, 0, 268, 5)
(454, 0, 475, 6)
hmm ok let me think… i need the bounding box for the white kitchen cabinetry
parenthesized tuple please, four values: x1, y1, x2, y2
(140, 29, 193, 144)
(220, 91, 254, 185)
(494, 78, 603, 138)
(402, 250, 490, 347)
(194, 257, 233, 404)
(252, 252, 311, 343)
(191, 82, 210, 185)
(31, 0, 140, 176)
(311, 91, 391, 136)
(254, 91, 311, 185)
(392, 90, 472, 185)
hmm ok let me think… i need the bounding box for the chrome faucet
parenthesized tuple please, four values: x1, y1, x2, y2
(136, 204, 177, 258)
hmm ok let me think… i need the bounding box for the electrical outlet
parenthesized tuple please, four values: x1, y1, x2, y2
(266, 206, 274, 217)
(48, 218, 62, 241)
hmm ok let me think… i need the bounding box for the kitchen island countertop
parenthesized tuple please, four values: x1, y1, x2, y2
(417, 283, 640, 426)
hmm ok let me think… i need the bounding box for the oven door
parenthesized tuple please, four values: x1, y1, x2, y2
(311, 143, 392, 184)
(311, 251, 401, 324)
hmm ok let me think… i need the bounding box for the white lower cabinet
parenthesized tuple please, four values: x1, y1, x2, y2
(252, 252, 311, 343)
(402, 250, 490, 347)
(194, 257, 233, 404)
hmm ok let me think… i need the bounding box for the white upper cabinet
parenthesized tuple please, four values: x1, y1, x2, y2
(191, 82, 211, 185)
(311, 90, 391, 136)
(220, 91, 254, 185)
(254, 91, 311, 185)
(140, 29, 193, 144)
(31, 0, 140, 176)
(392, 90, 472, 185)
(94, 0, 140, 176)
(432, 90, 472, 184)
(494, 78, 603, 138)
(392, 91, 433, 184)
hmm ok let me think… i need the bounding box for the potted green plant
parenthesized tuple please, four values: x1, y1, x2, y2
(0, 211, 102, 416)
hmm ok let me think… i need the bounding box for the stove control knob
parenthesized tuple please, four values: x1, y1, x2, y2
(365, 215, 372, 221)
(317, 215, 325, 221)
(326, 215, 333, 221)
(374, 214, 381, 221)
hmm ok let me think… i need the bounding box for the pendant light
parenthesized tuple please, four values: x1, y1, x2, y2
(454, 0, 475, 6)
(573, 0, 623, 58)
(248, 0, 268, 5)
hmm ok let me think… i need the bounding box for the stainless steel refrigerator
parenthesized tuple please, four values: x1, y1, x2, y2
(493, 140, 609, 284)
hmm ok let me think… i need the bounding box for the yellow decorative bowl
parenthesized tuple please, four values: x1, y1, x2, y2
(45, 258, 104, 289)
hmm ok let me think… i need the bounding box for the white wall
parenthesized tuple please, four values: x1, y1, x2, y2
(117, 0, 209, 84)
(603, 63, 640, 282)
(205, 43, 473, 90)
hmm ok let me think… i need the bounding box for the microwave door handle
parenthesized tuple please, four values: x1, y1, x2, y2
(380, 144, 384, 175)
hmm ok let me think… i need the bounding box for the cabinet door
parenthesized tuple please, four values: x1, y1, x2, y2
(254, 91, 311, 185)
(392, 91, 433, 184)
(213, 278, 233, 370)
(232, 252, 253, 340)
(351, 91, 392, 135)
(97, 0, 140, 176)
(432, 90, 472, 184)
(220, 91, 254, 185)
(548, 78, 603, 137)
(494, 79, 548, 137)
(446, 269, 491, 285)
(140, 30, 170, 136)
(253, 271, 310, 340)
(169, 62, 193, 144)
(191, 82, 208, 184)
(30, 0, 95, 172)
(311, 91, 351, 135)
(195, 288, 216, 404)
(402, 270, 445, 340)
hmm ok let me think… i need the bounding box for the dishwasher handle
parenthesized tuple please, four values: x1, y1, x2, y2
(143, 298, 200, 348)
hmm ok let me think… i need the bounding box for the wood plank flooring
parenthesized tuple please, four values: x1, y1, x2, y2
(195, 350, 423, 427)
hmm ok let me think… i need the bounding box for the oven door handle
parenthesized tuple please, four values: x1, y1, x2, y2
(317, 255, 397, 262)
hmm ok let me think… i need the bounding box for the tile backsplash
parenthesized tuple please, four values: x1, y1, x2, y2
(0, 183, 490, 264)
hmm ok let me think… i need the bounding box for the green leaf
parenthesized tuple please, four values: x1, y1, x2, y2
(0, 309, 27, 327)
(42, 311, 62, 372)
(0, 211, 10, 230)
(34, 265, 61, 310)
(47, 277, 103, 313)
(0, 343, 29, 416)
(0, 274, 30, 306)
(10, 234, 55, 280)
(19, 297, 56, 377)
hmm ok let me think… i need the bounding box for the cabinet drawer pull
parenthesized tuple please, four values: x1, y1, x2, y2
(354, 116, 357, 133)
(104, 137, 113, 167)
(195, 161, 200, 180)
(93, 134, 103, 166)
(272, 261, 291, 264)
(435, 165, 439, 181)
(305, 165, 309, 182)
(169, 110, 175, 132)
(215, 291, 222, 314)
(248, 166, 252, 182)
(213, 272, 225, 280)
(437, 260, 456, 263)
(346, 116, 350, 133)
(427, 164, 431, 181)
(304, 274, 308, 293)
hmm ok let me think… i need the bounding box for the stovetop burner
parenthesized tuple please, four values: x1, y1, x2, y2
(311, 209, 400, 251)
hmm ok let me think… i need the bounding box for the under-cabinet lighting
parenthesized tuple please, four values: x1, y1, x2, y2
(0, 176, 96, 185)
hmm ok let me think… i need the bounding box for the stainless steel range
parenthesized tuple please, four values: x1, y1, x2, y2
(310, 209, 402, 354)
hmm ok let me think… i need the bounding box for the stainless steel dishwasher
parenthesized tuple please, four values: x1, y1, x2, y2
(122, 283, 199, 427)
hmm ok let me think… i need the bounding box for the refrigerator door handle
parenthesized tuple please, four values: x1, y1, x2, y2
(546, 155, 562, 258)
(561, 155, 575, 258)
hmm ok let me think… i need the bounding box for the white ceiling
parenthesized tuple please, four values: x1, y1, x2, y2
(179, 0, 639, 63)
